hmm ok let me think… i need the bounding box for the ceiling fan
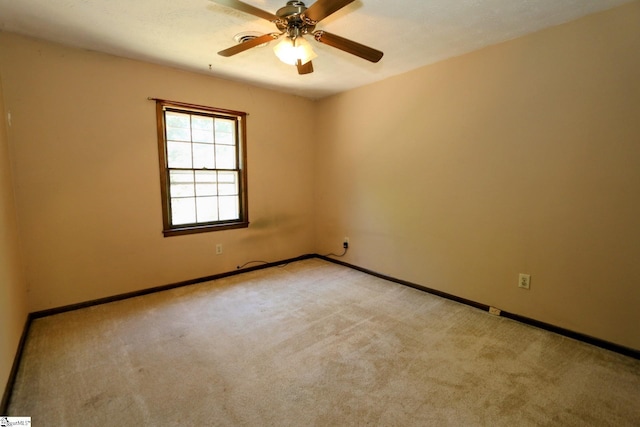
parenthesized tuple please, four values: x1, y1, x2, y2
(211, 0, 383, 75)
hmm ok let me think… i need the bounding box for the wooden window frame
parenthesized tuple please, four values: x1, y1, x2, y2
(155, 99, 249, 237)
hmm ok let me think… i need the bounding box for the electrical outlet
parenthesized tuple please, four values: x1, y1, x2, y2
(216, 244, 223, 255)
(489, 306, 501, 316)
(519, 273, 531, 289)
(343, 237, 349, 249)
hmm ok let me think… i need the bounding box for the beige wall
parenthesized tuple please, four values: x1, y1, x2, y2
(0, 33, 316, 312)
(0, 71, 29, 398)
(315, 2, 640, 349)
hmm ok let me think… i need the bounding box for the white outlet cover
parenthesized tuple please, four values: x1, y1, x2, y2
(518, 273, 531, 289)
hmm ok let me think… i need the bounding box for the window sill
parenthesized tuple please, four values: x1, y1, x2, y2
(163, 221, 249, 237)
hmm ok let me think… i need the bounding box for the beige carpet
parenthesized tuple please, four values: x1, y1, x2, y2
(8, 258, 640, 425)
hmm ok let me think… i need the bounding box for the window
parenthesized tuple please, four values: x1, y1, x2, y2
(155, 99, 248, 236)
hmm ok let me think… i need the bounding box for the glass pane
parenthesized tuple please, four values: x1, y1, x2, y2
(196, 197, 218, 222)
(218, 172, 238, 196)
(215, 119, 235, 145)
(219, 196, 239, 221)
(215, 132, 234, 145)
(166, 112, 191, 142)
(195, 171, 217, 196)
(193, 143, 215, 169)
(171, 197, 196, 225)
(215, 145, 236, 169)
(215, 118, 235, 133)
(192, 129, 213, 143)
(167, 127, 191, 142)
(192, 116, 213, 135)
(167, 141, 192, 168)
(169, 170, 195, 197)
(192, 116, 214, 143)
(166, 112, 190, 128)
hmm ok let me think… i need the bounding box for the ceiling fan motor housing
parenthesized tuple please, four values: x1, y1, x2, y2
(276, 1, 315, 35)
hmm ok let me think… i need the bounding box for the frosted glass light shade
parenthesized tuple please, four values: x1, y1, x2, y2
(274, 36, 317, 65)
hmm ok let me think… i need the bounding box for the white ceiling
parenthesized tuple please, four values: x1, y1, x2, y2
(0, 0, 634, 99)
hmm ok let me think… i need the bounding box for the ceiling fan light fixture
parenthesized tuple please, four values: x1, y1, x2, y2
(273, 36, 317, 66)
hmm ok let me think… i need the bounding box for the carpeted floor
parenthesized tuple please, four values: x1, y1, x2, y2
(7, 258, 640, 425)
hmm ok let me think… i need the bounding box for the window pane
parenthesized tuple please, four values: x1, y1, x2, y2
(166, 112, 190, 128)
(195, 171, 217, 196)
(215, 145, 236, 169)
(192, 129, 213, 143)
(192, 116, 214, 143)
(196, 196, 218, 222)
(170, 170, 195, 197)
(171, 197, 196, 225)
(193, 143, 215, 169)
(191, 116, 213, 139)
(215, 118, 234, 133)
(167, 127, 191, 142)
(218, 171, 238, 196)
(215, 132, 234, 145)
(215, 119, 235, 145)
(219, 196, 239, 221)
(167, 141, 192, 168)
(166, 112, 191, 142)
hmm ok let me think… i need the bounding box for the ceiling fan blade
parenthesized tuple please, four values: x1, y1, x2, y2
(209, 0, 280, 22)
(218, 33, 278, 57)
(303, 0, 355, 23)
(297, 59, 314, 75)
(313, 31, 383, 63)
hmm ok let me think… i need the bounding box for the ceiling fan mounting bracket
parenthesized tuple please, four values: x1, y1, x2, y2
(276, 1, 307, 18)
